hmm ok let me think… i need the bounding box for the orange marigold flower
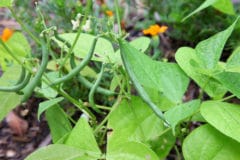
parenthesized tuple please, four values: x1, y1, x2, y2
(105, 10, 114, 17)
(0, 28, 14, 42)
(142, 24, 168, 36)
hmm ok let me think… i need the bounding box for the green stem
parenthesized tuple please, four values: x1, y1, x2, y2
(77, 75, 116, 96)
(58, 89, 96, 120)
(8, 7, 41, 45)
(0, 39, 32, 73)
(94, 96, 122, 134)
(114, 0, 122, 36)
(59, 0, 92, 69)
(220, 94, 235, 102)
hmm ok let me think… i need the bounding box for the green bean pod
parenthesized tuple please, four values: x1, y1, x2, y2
(0, 72, 31, 92)
(69, 54, 116, 96)
(50, 37, 98, 85)
(118, 39, 168, 125)
(21, 40, 49, 102)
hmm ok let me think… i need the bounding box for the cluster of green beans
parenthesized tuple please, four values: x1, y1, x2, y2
(54, 31, 115, 96)
(0, 38, 49, 103)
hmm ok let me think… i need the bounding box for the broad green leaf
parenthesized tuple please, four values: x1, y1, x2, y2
(183, 0, 234, 21)
(47, 58, 96, 78)
(107, 142, 159, 160)
(0, 65, 22, 86)
(213, 0, 235, 15)
(38, 97, 64, 120)
(175, 47, 227, 98)
(144, 86, 175, 111)
(107, 96, 175, 158)
(114, 37, 151, 65)
(215, 71, 240, 98)
(0, 0, 13, 7)
(195, 19, 238, 69)
(0, 32, 30, 70)
(200, 101, 240, 142)
(226, 47, 240, 72)
(183, 125, 240, 160)
(25, 144, 90, 160)
(53, 33, 114, 63)
(37, 72, 59, 99)
(119, 39, 189, 105)
(164, 99, 201, 134)
(128, 37, 150, 53)
(0, 92, 22, 121)
(183, 0, 218, 21)
(46, 105, 72, 143)
(65, 116, 101, 156)
(0, 65, 23, 121)
(148, 128, 175, 159)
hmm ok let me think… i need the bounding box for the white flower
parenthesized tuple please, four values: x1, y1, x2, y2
(82, 19, 91, 32)
(71, 19, 80, 30)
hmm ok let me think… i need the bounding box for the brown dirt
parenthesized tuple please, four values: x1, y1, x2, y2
(0, 98, 50, 160)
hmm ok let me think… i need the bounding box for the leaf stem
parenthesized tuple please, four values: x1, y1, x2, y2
(114, 0, 122, 36)
(8, 7, 41, 45)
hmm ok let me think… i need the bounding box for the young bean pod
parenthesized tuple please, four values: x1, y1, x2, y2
(118, 39, 169, 125)
(49, 37, 98, 86)
(21, 40, 49, 102)
(0, 72, 31, 92)
(88, 63, 106, 113)
(69, 54, 116, 96)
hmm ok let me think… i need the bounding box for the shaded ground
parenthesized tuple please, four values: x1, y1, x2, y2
(0, 98, 50, 160)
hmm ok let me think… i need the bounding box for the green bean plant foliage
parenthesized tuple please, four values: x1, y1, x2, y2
(0, 0, 240, 160)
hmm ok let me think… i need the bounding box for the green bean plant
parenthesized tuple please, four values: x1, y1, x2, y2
(0, 0, 240, 160)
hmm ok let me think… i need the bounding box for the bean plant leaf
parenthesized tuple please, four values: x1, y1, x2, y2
(183, 0, 234, 21)
(53, 33, 115, 63)
(195, 19, 238, 69)
(0, 32, 31, 71)
(25, 144, 90, 160)
(0, 92, 22, 121)
(119, 39, 189, 106)
(215, 71, 240, 98)
(64, 116, 101, 157)
(114, 37, 151, 65)
(107, 96, 175, 158)
(0, 0, 13, 7)
(225, 47, 240, 72)
(38, 97, 64, 120)
(47, 58, 97, 78)
(37, 72, 59, 99)
(0, 65, 23, 121)
(106, 142, 159, 160)
(45, 105, 72, 143)
(212, 0, 235, 15)
(183, 124, 240, 160)
(175, 47, 227, 98)
(164, 99, 201, 134)
(200, 101, 240, 143)
(182, 0, 218, 21)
